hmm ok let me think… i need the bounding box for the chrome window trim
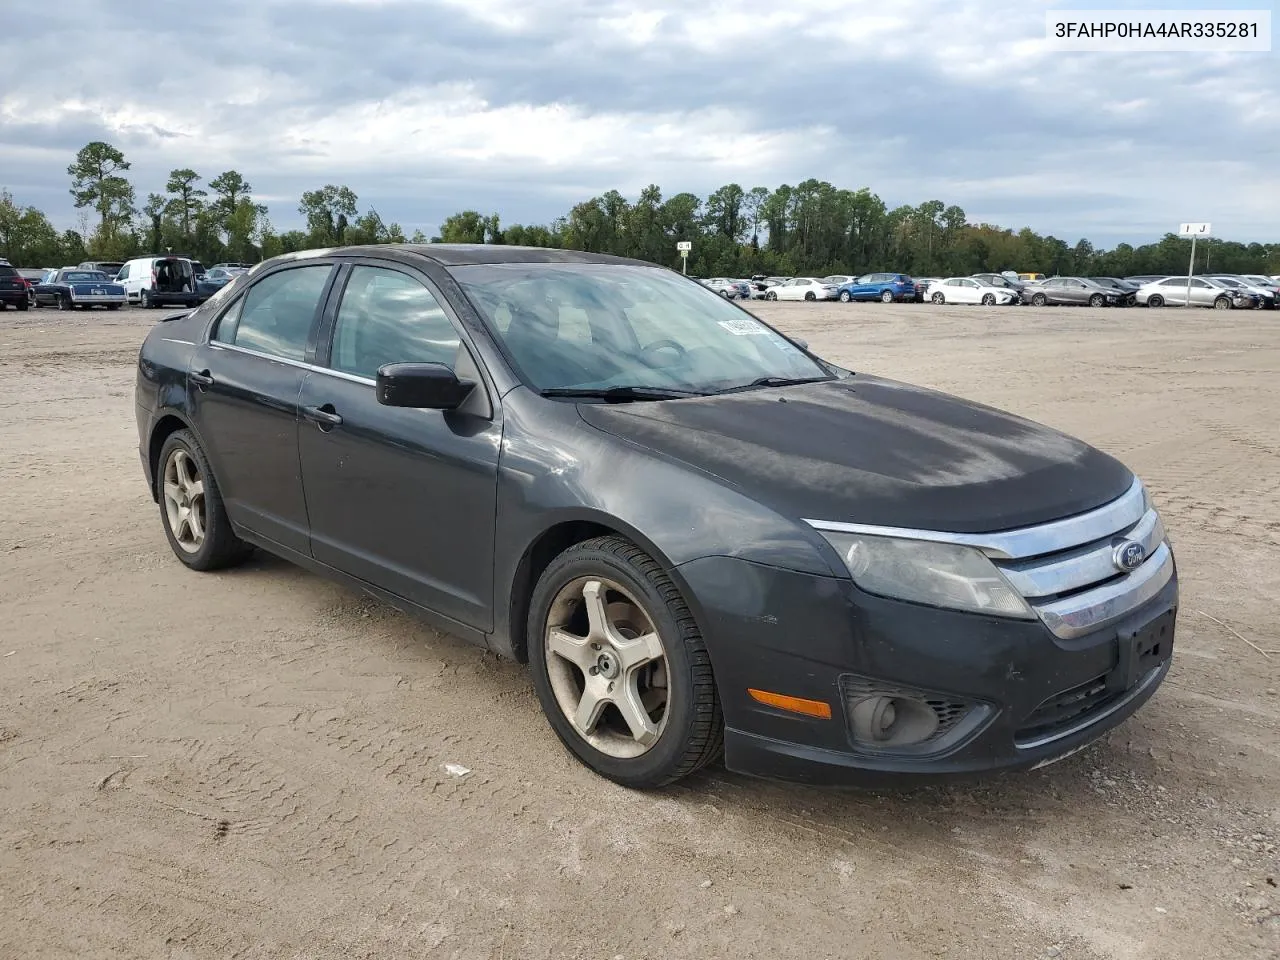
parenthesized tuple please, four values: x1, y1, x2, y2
(803, 476, 1145, 561)
(209, 341, 376, 386)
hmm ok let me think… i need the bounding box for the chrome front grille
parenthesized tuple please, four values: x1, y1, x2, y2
(808, 477, 1176, 639)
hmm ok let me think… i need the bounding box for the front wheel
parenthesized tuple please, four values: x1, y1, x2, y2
(528, 536, 723, 788)
(1213, 296, 1232, 311)
(981, 293, 996, 306)
(1148, 294, 1164, 308)
(157, 430, 252, 571)
(1089, 293, 1105, 307)
(931, 292, 945, 304)
(1031, 293, 1047, 307)
(838, 290, 851, 303)
(879, 289, 893, 303)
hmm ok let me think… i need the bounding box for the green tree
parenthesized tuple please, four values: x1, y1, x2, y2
(299, 184, 358, 246)
(164, 168, 205, 247)
(67, 141, 136, 246)
(433, 210, 492, 243)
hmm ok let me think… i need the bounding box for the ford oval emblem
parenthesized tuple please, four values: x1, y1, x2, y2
(1113, 540, 1147, 572)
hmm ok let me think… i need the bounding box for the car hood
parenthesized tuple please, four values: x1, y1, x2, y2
(578, 374, 1133, 533)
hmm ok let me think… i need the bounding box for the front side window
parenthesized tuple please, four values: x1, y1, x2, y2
(214, 264, 331, 361)
(329, 266, 461, 379)
(452, 263, 830, 394)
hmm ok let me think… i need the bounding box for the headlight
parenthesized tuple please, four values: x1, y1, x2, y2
(819, 532, 1035, 618)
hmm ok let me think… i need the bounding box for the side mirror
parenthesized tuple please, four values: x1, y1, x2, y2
(376, 362, 474, 410)
(791, 337, 809, 351)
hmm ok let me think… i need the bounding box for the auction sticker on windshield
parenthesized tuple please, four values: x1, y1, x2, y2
(718, 318, 770, 336)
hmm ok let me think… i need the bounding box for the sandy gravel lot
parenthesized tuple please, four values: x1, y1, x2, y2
(2, 301, 1278, 960)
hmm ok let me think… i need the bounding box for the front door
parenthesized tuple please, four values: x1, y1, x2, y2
(298, 262, 501, 630)
(188, 261, 336, 553)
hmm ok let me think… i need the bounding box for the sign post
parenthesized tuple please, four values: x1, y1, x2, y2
(1178, 222, 1211, 307)
(676, 240, 691, 274)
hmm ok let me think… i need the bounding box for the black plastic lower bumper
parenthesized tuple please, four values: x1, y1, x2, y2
(675, 555, 1178, 786)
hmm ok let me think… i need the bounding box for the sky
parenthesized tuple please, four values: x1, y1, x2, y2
(0, 0, 1276, 247)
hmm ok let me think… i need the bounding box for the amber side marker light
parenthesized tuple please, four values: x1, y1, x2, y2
(748, 688, 833, 719)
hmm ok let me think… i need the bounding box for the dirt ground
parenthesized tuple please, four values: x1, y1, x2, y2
(1, 300, 1278, 960)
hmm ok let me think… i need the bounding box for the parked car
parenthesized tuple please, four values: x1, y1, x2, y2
(0, 262, 31, 310)
(836, 273, 916, 303)
(928, 277, 1018, 306)
(699, 278, 749, 299)
(32, 268, 127, 310)
(209, 262, 254, 274)
(1017, 272, 1046, 282)
(134, 243, 1177, 788)
(821, 275, 856, 286)
(78, 260, 125, 278)
(1135, 276, 1257, 310)
(766, 277, 840, 301)
(201, 267, 241, 290)
(1023, 277, 1127, 307)
(1237, 274, 1280, 297)
(913, 278, 941, 301)
(116, 256, 203, 308)
(1085, 278, 1139, 306)
(1208, 275, 1276, 309)
(1124, 275, 1169, 287)
(971, 273, 1030, 300)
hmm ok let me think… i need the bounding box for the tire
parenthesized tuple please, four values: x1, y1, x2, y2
(1089, 293, 1104, 307)
(16, 296, 28, 312)
(528, 535, 723, 789)
(765, 291, 776, 301)
(804, 291, 816, 301)
(156, 429, 252, 571)
(879, 289, 893, 303)
(1148, 294, 1164, 308)
(107, 304, 121, 311)
(1031, 293, 1047, 307)
(838, 290, 851, 303)
(140, 289, 152, 309)
(57, 295, 71, 311)
(931, 292, 945, 304)
(1213, 296, 1232, 311)
(981, 293, 996, 306)
(719, 289, 730, 298)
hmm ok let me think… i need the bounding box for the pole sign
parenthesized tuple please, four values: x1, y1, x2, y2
(676, 240, 691, 274)
(1178, 224, 1211, 308)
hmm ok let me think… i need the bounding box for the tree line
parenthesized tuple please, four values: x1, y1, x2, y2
(1, 140, 1276, 279)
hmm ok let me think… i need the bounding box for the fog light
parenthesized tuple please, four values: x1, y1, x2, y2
(849, 695, 940, 747)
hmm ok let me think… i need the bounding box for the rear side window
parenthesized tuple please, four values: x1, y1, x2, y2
(329, 266, 460, 379)
(215, 265, 331, 361)
(0, 266, 17, 278)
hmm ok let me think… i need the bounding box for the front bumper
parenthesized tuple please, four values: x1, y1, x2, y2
(676, 555, 1177, 786)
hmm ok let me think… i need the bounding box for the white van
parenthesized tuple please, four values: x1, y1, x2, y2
(115, 256, 203, 308)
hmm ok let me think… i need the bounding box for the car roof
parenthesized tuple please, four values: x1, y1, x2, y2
(267, 243, 654, 269)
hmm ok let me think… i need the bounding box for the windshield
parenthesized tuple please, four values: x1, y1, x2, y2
(452, 263, 831, 394)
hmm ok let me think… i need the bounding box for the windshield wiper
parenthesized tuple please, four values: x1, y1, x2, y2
(716, 375, 835, 395)
(539, 385, 710, 402)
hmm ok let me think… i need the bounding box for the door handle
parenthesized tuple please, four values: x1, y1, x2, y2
(302, 403, 343, 429)
(189, 369, 214, 388)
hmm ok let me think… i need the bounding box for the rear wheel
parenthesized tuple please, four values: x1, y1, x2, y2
(1031, 293, 1047, 307)
(838, 290, 851, 303)
(1148, 294, 1164, 308)
(140, 289, 152, 309)
(931, 291, 945, 304)
(56, 295, 71, 311)
(879, 289, 893, 303)
(981, 293, 996, 306)
(765, 291, 777, 301)
(16, 297, 28, 312)
(804, 291, 816, 301)
(157, 430, 252, 571)
(528, 536, 723, 788)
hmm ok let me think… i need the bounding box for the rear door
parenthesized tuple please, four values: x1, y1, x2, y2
(188, 261, 337, 553)
(297, 261, 501, 629)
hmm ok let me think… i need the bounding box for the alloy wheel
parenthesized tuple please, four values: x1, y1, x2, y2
(162, 448, 207, 553)
(543, 576, 670, 758)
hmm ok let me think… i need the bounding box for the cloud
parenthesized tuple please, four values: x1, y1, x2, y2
(0, 0, 1276, 243)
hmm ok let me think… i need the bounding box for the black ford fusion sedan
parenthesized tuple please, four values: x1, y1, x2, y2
(134, 245, 1177, 789)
